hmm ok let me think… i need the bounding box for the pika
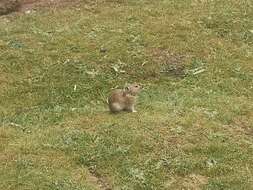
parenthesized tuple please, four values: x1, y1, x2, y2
(108, 83, 142, 113)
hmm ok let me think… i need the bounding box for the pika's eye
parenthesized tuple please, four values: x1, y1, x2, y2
(135, 85, 138, 88)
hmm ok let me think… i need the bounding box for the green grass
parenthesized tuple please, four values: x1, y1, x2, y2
(0, 0, 253, 189)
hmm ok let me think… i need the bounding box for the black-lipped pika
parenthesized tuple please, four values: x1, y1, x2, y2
(108, 83, 142, 113)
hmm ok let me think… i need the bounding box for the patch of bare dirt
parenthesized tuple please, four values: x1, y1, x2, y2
(150, 48, 187, 78)
(0, 0, 20, 15)
(0, 0, 84, 15)
(87, 166, 112, 190)
(0, 73, 14, 94)
(165, 174, 208, 189)
(232, 114, 253, 136)
(19, 0, 83, 12)
(182, 174, 209, 190)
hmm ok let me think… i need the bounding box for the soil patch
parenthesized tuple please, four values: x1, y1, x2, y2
(0, 0, 20, 15)
(87, 166, 112, 190)
(20, 0, 82, 11)
(0, 0, 83, 15)
(150, 48, 187, 78)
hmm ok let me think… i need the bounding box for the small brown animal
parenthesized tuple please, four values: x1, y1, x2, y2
(108, 83, 142, 113)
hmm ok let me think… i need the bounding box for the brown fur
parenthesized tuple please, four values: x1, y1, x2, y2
(108, 83, 142, 113)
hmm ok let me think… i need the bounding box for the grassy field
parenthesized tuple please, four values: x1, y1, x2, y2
(0, 0, 253, 189)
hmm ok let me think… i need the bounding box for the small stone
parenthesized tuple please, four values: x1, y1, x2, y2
(25, 10, 31, 14)
(100, 47, 107, 53)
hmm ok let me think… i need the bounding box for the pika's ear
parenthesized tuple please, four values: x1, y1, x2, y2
(125, 86, 130, 91)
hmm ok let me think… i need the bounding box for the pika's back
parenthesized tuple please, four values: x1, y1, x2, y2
(108, 89, 125, 103)
(108, 83, 142, 113)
